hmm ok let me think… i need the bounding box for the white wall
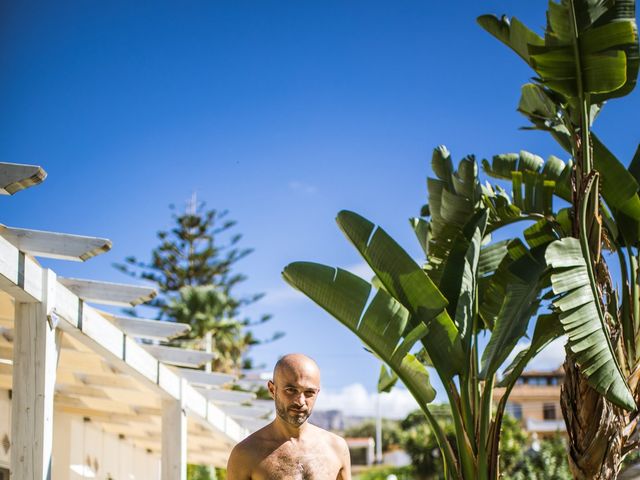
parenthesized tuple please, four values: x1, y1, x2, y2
(0, 390, 160, 480)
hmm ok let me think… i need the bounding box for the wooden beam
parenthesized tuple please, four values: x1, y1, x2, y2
(0, 345, 12, 360)
(77, 372, 141, 391)
(11, 269, 60, 480)
(0, 230, 247, 443)
(107, 314, 190, 341)
(55, 404, 156, 426)
(143, 344, 215, 368)
(0, 162, 46, 195)
(195, 387, 255, 404)
(221, 404, 273, 420)
(55, 383, 110, 399)
(58, 277, 156, 306)
(162, 394, 187, 480)
(0, 225, 111, 261)
(175, 368, 236, 387)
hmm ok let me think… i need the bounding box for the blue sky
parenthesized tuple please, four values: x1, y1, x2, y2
(2, 1, 639, 417)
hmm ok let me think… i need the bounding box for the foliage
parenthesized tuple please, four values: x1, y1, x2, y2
(283, 147, 561, 479)
(400, 415, 452, 479)
(115, 202, 256, 317)
(186, 465, 226, 480)
(344, 419, 403, 452)
(396, 410, 570, 480)
(499, 415, 571, 480)
(283, 0, 640, 477)
(164, 285, 258, 372)
(115, 202, 279, 371)
(353, 465, 415, 480)
(480, 0, 640, 476)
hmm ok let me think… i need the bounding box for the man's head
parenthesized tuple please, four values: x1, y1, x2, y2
(268, 353, 321, 427)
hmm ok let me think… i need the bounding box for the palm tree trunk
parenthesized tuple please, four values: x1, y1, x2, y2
(561, 357, 626, 479)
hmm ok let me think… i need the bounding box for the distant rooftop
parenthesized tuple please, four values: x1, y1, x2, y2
(520, 367, 564, 378)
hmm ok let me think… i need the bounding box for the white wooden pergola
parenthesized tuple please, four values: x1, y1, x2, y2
(0, 162, 273, 480)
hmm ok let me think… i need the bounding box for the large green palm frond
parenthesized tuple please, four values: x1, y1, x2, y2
(336, 210, 465, 379)
(480, 243, 549, 380)
(483, 150, 571, 206)
(283, 210, 465, 381)
(282, 262, 437, 404)
(478, 0, 638, 102)
(421, 147, 482, 289)
(498, 313, 564, 388)
(516, 83, 640, 229)
(546, 236, 636, 410)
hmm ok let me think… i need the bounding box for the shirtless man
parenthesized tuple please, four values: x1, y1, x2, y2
(226, 353, 351, 480)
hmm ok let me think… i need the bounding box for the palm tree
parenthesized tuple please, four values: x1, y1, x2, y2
(479, 1, 639, 477)
(166, 285, 256, 373)
(284, 147, 571, 479)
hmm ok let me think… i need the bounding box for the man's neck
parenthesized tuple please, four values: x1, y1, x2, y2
(272, 417, 309, 440)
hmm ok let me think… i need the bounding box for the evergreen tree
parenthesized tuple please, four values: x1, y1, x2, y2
(114, 201, 277, 371)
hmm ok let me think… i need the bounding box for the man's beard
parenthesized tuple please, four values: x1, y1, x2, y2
(275, 397, 311, 427)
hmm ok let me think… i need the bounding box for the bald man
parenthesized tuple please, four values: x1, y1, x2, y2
(226, 353, 351, 479)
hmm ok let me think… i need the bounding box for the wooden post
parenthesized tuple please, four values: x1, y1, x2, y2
(161, 382, 187, 480)
(11, 269, 60, 480)
(204, 331, 212, 373)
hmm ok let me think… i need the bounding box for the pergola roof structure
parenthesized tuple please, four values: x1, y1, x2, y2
(0, 162, 274, 479)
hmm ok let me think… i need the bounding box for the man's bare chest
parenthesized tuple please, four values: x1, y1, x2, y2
(253, 443, 340, 480)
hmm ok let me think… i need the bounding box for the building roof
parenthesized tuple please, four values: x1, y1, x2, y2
(0, 161, 274, 468)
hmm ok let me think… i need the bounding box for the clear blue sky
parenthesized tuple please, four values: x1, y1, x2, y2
(2, 1, 639, 416)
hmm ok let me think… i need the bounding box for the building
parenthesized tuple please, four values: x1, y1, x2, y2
(0, 161, 272, 480)
(493, 368, 565, 438)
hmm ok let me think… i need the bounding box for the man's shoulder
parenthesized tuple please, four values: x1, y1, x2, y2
(308, 424, 349, 450)
(230, 424, 272, 459)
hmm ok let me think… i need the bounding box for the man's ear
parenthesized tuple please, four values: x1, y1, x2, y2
(267, 380, 276, 399)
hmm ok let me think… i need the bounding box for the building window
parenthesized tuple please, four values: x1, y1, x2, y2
(543, 403, 556, 420)
(0, 468, 8, 480)
(506, 402, 523, 420)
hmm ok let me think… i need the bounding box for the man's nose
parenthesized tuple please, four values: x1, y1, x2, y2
(293, 392, 306, 406)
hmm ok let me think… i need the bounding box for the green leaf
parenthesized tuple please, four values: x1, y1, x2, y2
(480, 246, 546, 379)
(482, 0, 638, 102)
(498, 313, 564, 388)
(378, 363, 399, 393)
(482, 151, 571, 209)
(524, 218, 559, 248)
(546, 237, 636, 410)
(454, 210, 488, 344)
(336, 210, 464, 378)
(593, 134, 640, 218)
(410, 217, 430, 257)
(590, 0, 639, 103)
(479, 239, 532, 330)
(283, 262, 436, 403)
(478, 240, 509, 277)
(476, 14, 544, 65)
(425, 150, 481, 289)
(627, 143, 640, 184)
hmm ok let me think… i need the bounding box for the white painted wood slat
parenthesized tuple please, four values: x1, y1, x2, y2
(0, 162, 46, 195)
(221, 404, 273, 420)
(59, 277, 156, 306)
(0, 225, 112, 261)
(195, 387, 255, 404)
(175, 367, 236, 387)
(143, 344, 215, 368)
(109, 315, 190, 340)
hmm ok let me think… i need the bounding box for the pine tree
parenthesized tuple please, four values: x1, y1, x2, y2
(114, 201, 277, 371)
